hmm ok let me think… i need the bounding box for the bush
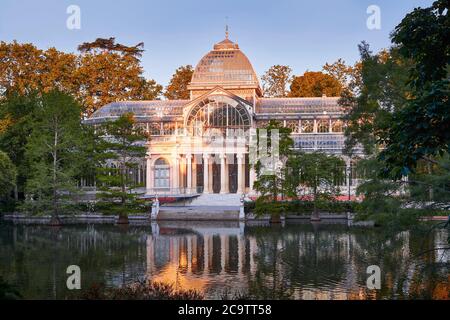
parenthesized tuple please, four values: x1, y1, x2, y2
(247, 200, 358, 216)
(80, 280, 203, 300)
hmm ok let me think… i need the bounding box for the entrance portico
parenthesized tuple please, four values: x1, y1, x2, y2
(146, 151, 250, 195)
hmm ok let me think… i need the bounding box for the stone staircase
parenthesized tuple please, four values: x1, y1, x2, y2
(157, 193, 243, 220)
(186, 193, 241, 207)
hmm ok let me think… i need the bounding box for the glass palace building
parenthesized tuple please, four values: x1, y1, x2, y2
(85, 36, 360, 197)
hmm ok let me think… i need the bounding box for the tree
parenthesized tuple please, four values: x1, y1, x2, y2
(77, 38, 162, 115)
(253, 120, 294, 222)
(0, 151, 16, 204)
(261, 65, 292, 97)
(0, 41, 77, 96)
(23, 91, 85, 225)
(96, 113, 148, 223)
(0, 92, 41, 200)
(164, 65, 194, 100)
(323, 58, 360, 92)
(343, 44, 412, 156)
(290, 152, 345, 220)
(289, 71, 342, 97)
(0, 39, 163, 116)
(379, 0, 449, 177)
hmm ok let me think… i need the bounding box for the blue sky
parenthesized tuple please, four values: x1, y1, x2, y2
(0, 0, 432, 87)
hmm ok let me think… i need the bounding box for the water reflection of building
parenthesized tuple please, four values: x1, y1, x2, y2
(144, 223, 372, 299)
(144, 223, 449, 300)
(146, 222, 256, 296)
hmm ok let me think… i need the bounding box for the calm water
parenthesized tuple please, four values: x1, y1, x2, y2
(0, 220, 448, 300)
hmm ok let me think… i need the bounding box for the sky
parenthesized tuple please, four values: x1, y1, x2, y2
(0, 0, 432, 87)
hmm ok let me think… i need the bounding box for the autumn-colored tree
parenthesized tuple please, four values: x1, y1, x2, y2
(0, 39, 163, 116)
(322, 58, 360, 91)
(0, 42, 77, 95)
(261, 65, 292, 97)
(164, 65, 194, 100)
(76, 38, 162, 115)
(289, 71, 342, 97)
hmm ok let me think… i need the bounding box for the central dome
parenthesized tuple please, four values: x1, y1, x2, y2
(188, 37, 262, 97)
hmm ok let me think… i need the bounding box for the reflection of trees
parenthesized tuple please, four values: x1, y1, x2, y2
(0, 224, 148, 299)
(246, 224, 349, 299)
(245, 224, 449, 299)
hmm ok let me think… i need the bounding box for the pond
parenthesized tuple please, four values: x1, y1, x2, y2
(0, 220, 448, 299)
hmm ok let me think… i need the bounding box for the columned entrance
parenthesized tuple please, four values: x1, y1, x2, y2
(149, 153, 249, 195)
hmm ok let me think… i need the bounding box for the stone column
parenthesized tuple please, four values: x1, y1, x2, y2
(237, 153, 244, 194)
(192, 155, 197, 193)
(173, 155, 180, 193)
(187, 154, 192, 194)
(146, 155, 152, 193)
(203, 154, 210, 194)
(220, 154, 228, 194)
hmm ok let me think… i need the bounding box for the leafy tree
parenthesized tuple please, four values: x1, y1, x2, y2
(290, 152, 345, 219)
(23, 91, 85, 224)
(261, 65, 292, 97)
(0, 92, 41, 200)
(0, 39, 163, 116)
(379, 0, 449, 177)
(164, 65, 194, 100)
(77, 38, 162, 115)
(0, 41, 77, 96)
(342, 44, 412, 156)
(289, 71, 342, 97)
(95, 113, 148, 222)
(253, 120, 294, 221)
(0, 151, 16, 206)
(323, 58, 360, 92)
(78, 37, 145, 57)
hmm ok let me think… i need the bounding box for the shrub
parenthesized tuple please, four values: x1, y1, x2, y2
(80, 280, 204, 300)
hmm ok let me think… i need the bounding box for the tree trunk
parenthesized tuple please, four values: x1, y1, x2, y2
(50, 123, 61, 227)
(117, 212, 129, 225)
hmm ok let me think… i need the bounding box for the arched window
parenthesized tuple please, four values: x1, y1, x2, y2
(317, 119, 330, 133)
(154, 158, 170, 189)
(186, 96, 251, 136)
(331, 119, 344, 133)
(301, 120, 313, 133)
(286, 120, 299, 133)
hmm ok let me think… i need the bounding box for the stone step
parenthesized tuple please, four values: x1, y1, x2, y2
(187, 193, 241, 207)
(158, 206, 239, 220)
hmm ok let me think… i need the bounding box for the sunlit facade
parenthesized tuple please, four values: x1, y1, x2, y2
(85, 36, 361, 196)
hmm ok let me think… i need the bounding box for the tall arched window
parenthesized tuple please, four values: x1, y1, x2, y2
(154, 158, 170, 189)
(186, 96, 251, 137)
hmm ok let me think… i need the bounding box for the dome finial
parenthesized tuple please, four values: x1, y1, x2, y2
(225, 16, 229, 39)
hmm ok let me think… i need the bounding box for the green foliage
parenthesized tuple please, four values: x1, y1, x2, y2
(250, 200, 357, 216)
(0, 151, 16, 198)
(21, 91, 85, 217)
(253, 120, 294, 204)
(290, 152, 345, 215)
(343, 44, 412, 156)
(164, 65, 194, 100)
(379, 0, 449, 176)
(0, 92, 41, 199)
(95, 113, 148, 216)
(0, 276, 22, 300)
